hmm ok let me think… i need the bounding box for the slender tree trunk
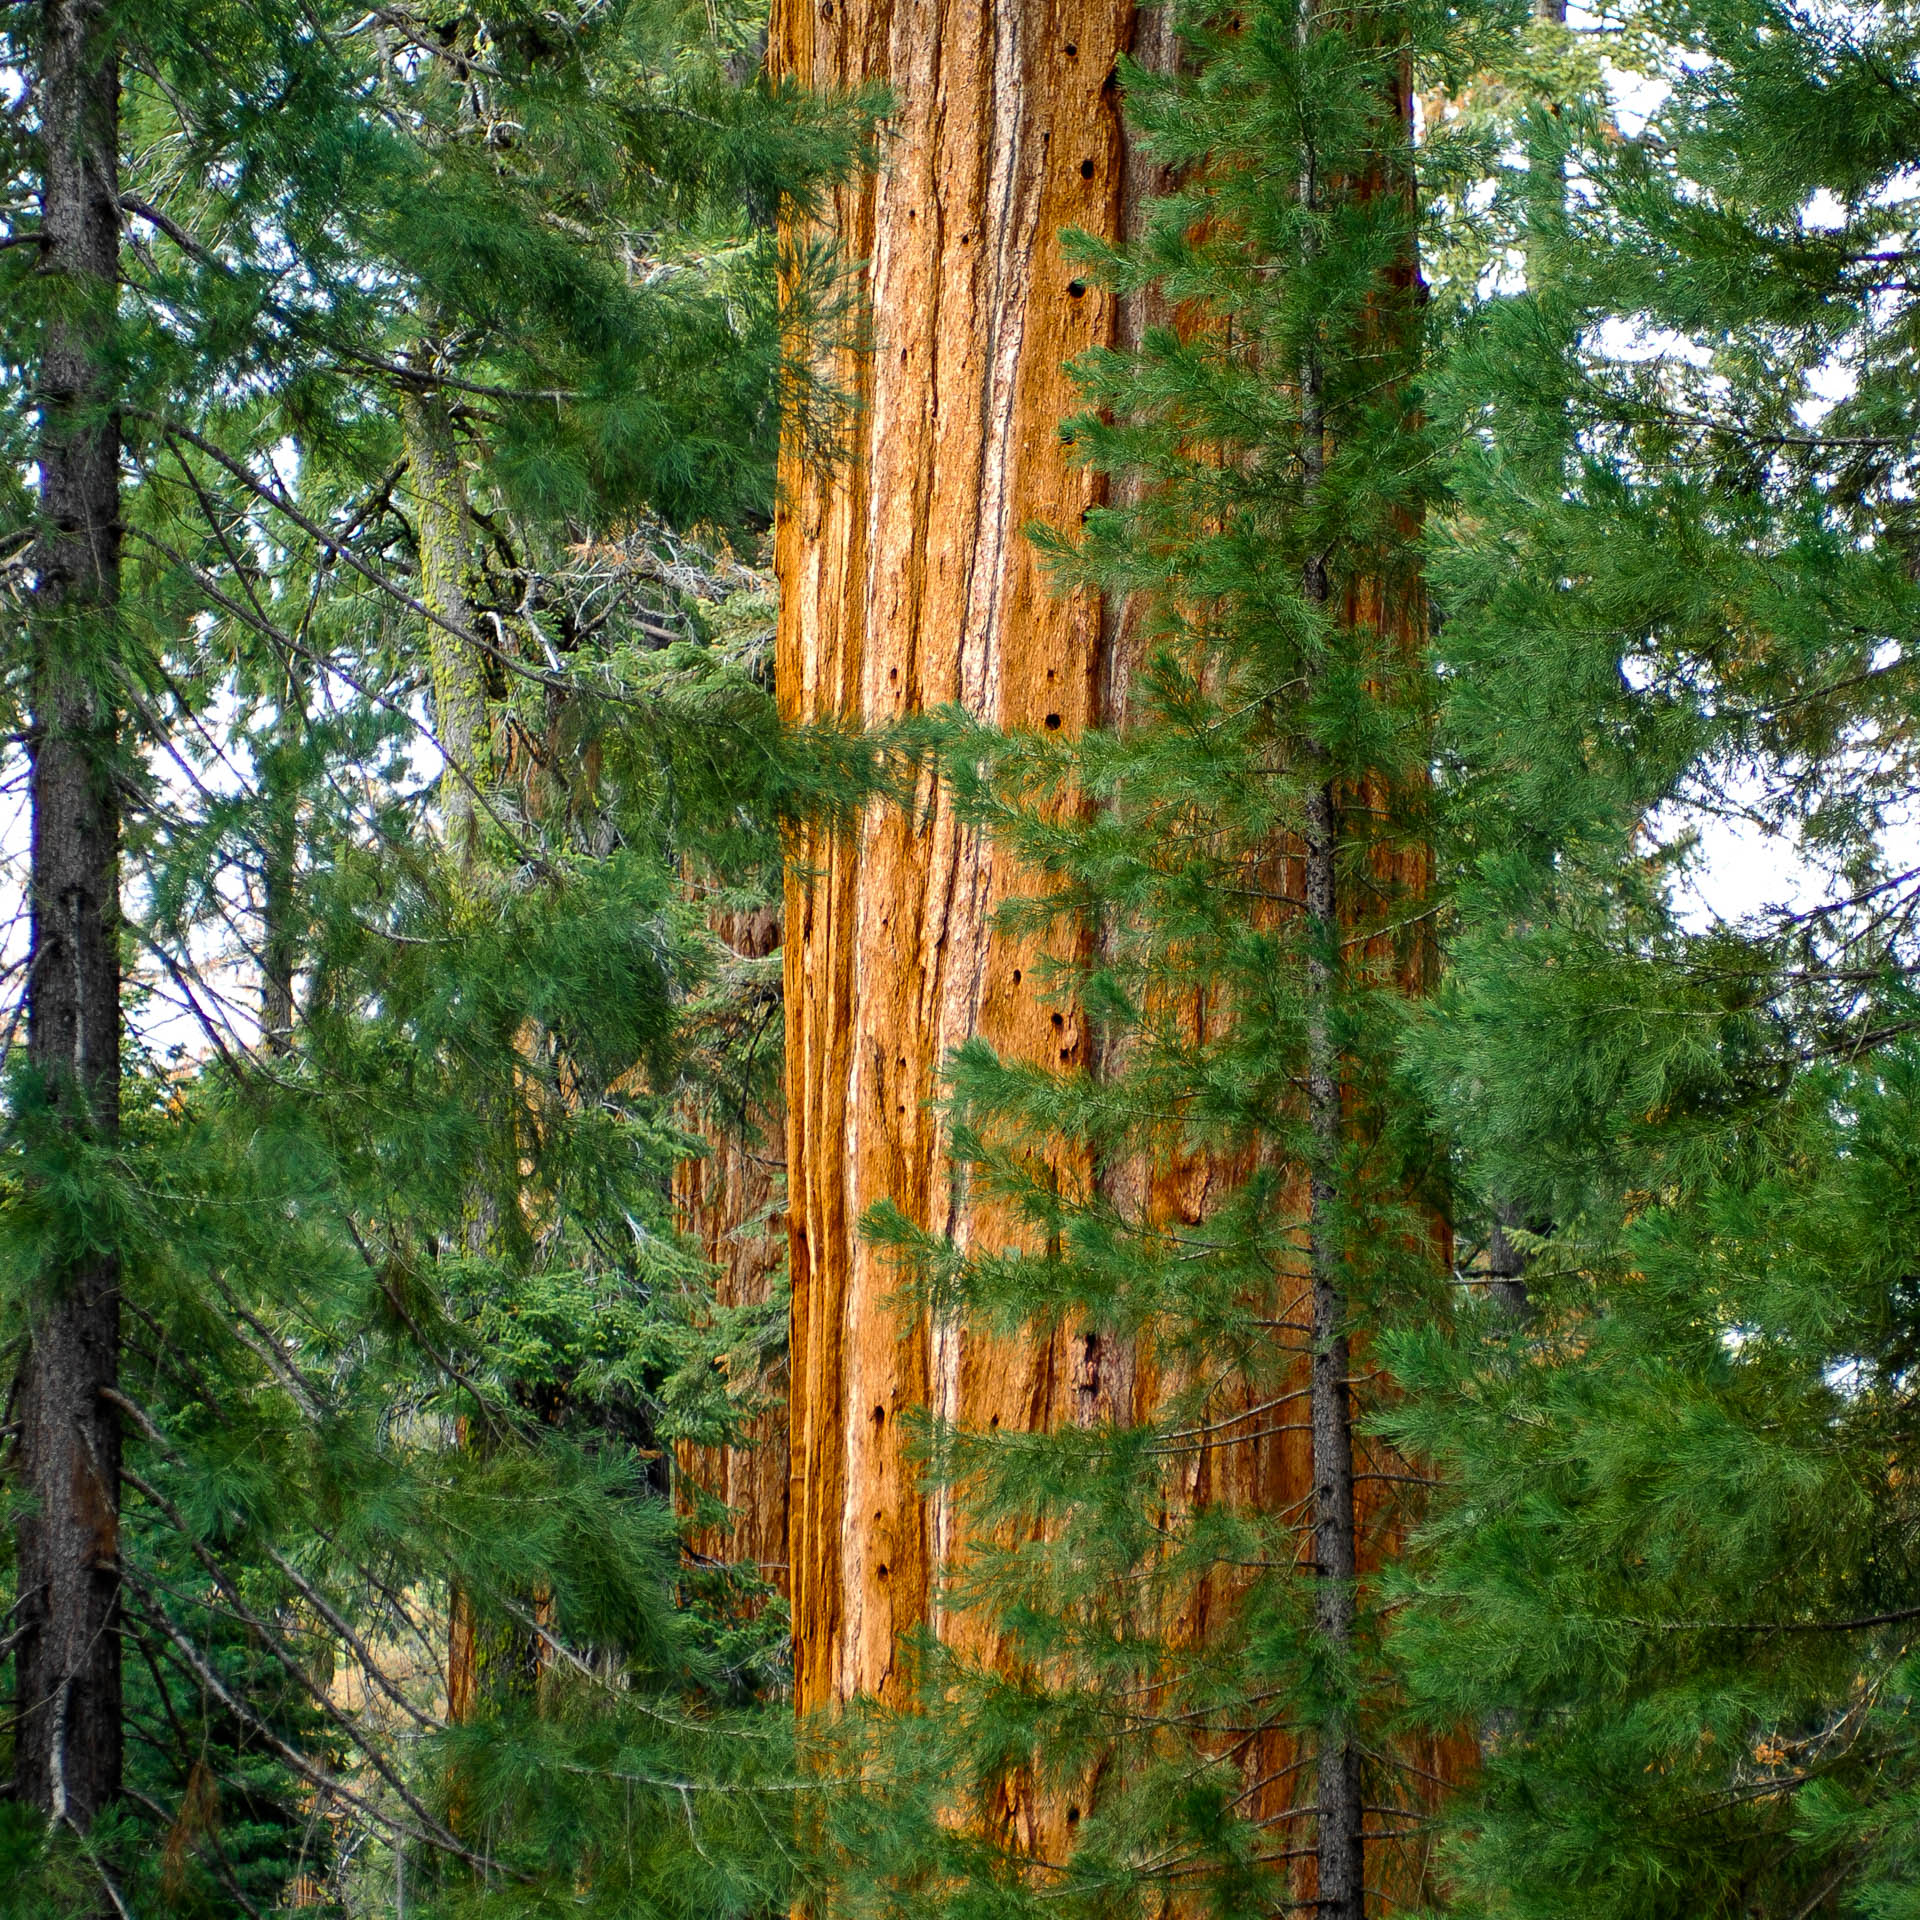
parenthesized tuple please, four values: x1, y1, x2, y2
(401, 377, 516, 1736)
(1303, 764, 1363, 1920)
(1305, 759, 1362, 1920)
(1300, 292, 1365, 1920)
(1298, 18, 1363, 1901)
(260, 824, 298, 1055)
(13, 0, 124, 1833)
(259, 685, 305, 1056)
(400, 378, 498, 1276)
(1487, 1201, 1530, 1318)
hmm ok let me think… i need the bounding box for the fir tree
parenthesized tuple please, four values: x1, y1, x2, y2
(1390, 2, 1920, 1914)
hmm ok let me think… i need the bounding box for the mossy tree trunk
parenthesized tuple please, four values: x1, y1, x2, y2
(402, 383, 493, 872)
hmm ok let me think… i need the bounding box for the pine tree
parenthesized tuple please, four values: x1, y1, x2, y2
(3, 0, 869, 1908)
(1389, 2, 1920, 1913)
(807, 0, 1502, 1915)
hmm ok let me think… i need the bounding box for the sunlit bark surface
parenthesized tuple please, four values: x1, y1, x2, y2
(772, 1, 1466, 1899)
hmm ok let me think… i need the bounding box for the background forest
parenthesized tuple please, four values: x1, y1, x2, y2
(1, 0, 1915, 1916)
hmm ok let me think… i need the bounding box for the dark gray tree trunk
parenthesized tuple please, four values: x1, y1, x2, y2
(260, 798, 299, 1055)
(1487, 1200, 1531, 1319)
(1304, 774, 1364, 1920)
(13, 0, 124, 1832)
(1306, 770, 1362, 1920)
(1302, 306, 1364, 1920)
(259, 672, 308, 1057)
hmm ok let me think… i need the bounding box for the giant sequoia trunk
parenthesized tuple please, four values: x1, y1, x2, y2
(773, 2, 1455, 1906)
(771, 0, 1153, 1720)
(14, 0, 126, 1830)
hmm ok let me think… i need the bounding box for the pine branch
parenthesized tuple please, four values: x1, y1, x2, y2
(120, 1463, 462, 1845)
(266, 1545, 448, 1734)
(1621, 1605, 1920, 1637)
(120, 1566, 509, 1876)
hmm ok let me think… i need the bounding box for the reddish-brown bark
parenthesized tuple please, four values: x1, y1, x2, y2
(675, 904, 792, 1591)
(771, 0, 1145, 1718)
(770, 1, 1466, 1903)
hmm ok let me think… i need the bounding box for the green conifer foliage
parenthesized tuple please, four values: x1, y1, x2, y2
(1390, 3, 1920, 1914)
(823, 4, 1504, 1918)
(2, 1, 870, 1910)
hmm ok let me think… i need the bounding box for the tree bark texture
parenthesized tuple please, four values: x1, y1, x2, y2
(1486, 1201, 1530, 1319)
(773, 0, 1463, 1901)
(772, 0, 1145, 1738)
(13, 0, 125, 1831)
(674, 903, 792, 1592)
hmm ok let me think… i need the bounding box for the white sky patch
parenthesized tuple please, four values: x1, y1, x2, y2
(1591, 312, 1716, 367)
(1603, 60, 1669, 137)
(1660, 765, 1920, 935)
(1799, 355, 1859, 427)
(1804, 186, 1850, 232)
